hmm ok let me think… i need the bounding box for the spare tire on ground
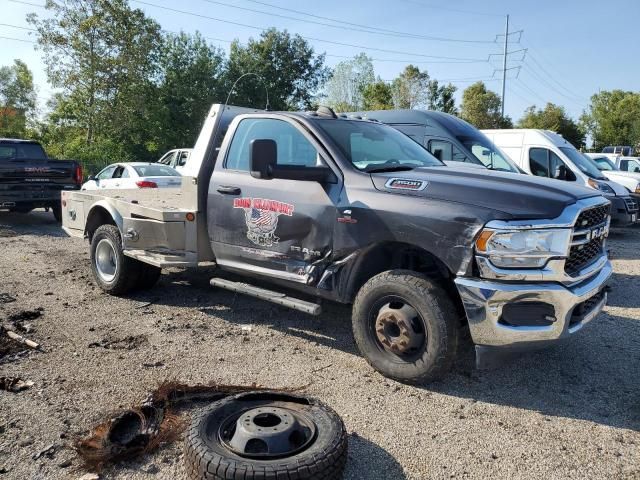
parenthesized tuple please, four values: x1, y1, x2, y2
(184, 391, 348, 480)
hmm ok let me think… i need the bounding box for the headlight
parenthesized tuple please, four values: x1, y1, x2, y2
(475, 228, 572, 268)
(588, 178, 615, 194)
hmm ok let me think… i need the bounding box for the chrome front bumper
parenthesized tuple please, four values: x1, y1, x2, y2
(454, 261, 612, 348)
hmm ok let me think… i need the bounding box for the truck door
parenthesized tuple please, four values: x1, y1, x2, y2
(209, 117, 341, 285)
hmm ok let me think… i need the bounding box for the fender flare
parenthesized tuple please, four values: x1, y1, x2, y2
(85, 201, 123, 239)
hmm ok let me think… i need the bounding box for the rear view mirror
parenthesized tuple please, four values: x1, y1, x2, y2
(250, 139, 277, 179)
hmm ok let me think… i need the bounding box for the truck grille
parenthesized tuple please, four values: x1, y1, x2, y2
(565, 204, 610, 277)
(624, 197, 638, 213)
(569, 289, 605, 326)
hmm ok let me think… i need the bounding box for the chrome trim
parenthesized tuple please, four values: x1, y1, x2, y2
(475, 254, 608, 285)
(477, 198, 611, 284)
(484, 196, 610, 230)
(455, 260, 612, 347)
(216, 259, 310, 284)
(384, 178, 429, 191)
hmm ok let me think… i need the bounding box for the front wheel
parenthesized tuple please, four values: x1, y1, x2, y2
(352, 270, 459, 384)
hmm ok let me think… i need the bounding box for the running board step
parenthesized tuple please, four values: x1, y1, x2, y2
(210, 278, 322, 316)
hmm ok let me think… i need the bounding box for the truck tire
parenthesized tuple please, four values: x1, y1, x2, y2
(52, 204, 62, 223)
(135, 263, 161, 290)
(352, 270, 458, 384)
(90, 224, 140, 295)
(184, 392, 348, 480)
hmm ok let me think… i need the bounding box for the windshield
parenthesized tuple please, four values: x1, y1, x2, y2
(457, 135, 519, 173)
(316, 120, 444, 172)
(0, 143, 47, 162)
(589, 155, 616, 171)
(133, 164, 180, 177)
(559, 147, 606, 180)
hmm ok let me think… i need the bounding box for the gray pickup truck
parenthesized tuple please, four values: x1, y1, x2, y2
(62, 104, 612, 383)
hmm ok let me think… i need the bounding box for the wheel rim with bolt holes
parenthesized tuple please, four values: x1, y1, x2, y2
(95, 238, 118, 283)
(371, 297, 427, 359)
(218, 406, 317, 459)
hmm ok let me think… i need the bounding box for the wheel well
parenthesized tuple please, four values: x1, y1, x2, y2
(346, 242, 465, 317)
(85, 207, 117, 242)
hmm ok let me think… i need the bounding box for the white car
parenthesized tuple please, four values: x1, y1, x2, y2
(157, 148, 192, 173)
(585, 153, 640, 194)
(82, 163, 182, 190)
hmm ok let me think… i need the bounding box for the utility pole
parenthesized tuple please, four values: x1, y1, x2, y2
(501, 14, 509, 117)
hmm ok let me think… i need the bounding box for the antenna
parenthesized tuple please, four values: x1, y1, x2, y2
(223, 72, 270, 112)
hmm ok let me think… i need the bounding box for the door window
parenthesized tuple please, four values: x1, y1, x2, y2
(226, 118, 320, 171)
(112, 166, 129, 179)
(427, 140, 453, 161)
(159, 152, 176, 166)
(177, 151, 189, 166)
(529, 148, 575, 180)
(96, 165, 116, 180)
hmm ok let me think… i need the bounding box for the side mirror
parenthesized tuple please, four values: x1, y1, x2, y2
(555, 165, 568, 180)
(250, 139, 277, 179)
(87, 175, 96, 181)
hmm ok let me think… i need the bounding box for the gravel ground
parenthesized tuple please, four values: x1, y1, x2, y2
(0, 209, 638, 480)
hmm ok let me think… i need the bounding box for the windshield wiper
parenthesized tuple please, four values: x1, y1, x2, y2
(364, 165, 416, 173)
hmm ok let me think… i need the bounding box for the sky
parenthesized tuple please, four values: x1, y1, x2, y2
(1, 0, 639, 122)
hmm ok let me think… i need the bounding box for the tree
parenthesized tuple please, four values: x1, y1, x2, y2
(226, 28, 329, 111)
(580, 90, 640, 151)
(28, 0, 162, 160)
(518, 102, 584, 147)
(324, 53, 374, 111)
(391, 65, 429, 109)
(460, 81, 512, 129)
(0, 59, 37, 137)
(427, 80, 457, 114)
(361, 80, 393, 110)
(153, 32, 226, 152)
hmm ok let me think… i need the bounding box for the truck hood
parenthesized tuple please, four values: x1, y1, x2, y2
(602, 170, 640, 183)
(371, 166, 601, 220)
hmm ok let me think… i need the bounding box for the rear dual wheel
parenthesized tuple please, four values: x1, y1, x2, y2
(90, 224, 161, 295)
(352, 270, 459, 384)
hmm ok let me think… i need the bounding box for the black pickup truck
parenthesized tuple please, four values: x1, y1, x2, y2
(0, 138, 83, 221)
(63, 105, 613, 383)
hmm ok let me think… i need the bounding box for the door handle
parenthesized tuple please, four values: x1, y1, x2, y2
(217, 185, 241, 195)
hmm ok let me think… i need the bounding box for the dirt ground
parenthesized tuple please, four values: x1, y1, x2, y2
(0, 209, 638, 480)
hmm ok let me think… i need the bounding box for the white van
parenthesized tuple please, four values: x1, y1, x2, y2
(482, 129, 638, 225)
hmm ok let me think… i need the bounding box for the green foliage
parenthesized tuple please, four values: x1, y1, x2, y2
(226, 28, 329, 111)
(427, 81, 457, 115)
(324, 53, 374, 111)
(391, 65, 430, 109)
(28, 0, 162, 160)
(361, 81, 393, 110)
(518, 103, 585, 147)
(153, 31, 226, 152)
(460, 81, 512, 129)
(580, 90, 640, 151)
(0, 59, 37, 137)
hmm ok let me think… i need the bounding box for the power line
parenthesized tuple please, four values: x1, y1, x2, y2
(521, 63, 585, 105)
(0, 34, 35, 43)
(0, 22, 36, 32)
(526, 52, 588, 101)
(131, 0, 491, 62)
(393, 0, 504, 18)
(215, 0, 498, 44)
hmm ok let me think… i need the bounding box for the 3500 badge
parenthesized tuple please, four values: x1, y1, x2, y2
(233, 197, 295, 247)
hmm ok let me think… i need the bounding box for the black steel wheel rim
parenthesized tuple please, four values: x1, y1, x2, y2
(367, 294, 427, 363)
(218, 405, 317, 460)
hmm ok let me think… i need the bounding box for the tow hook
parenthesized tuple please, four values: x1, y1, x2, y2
(124, 228, 139, 242)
